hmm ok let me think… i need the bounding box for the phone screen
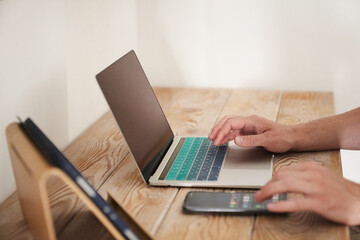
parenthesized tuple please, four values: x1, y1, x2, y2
(183, 191, 287, 214)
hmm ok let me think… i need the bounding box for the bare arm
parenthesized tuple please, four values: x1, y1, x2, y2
(209, 107, 360, 152)
(291, 107, 360, 151)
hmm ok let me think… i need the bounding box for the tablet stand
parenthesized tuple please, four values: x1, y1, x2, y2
(6, 123, 151, 240)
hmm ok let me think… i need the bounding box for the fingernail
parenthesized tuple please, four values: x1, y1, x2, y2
(235, 136, 242, 143)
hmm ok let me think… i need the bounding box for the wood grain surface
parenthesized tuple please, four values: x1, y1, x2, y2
(0, 88, 349, 240)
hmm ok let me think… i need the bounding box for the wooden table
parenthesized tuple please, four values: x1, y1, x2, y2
(0, 88, 350, 240)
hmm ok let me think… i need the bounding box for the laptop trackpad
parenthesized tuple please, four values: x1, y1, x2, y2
(223, 146, 272, 170)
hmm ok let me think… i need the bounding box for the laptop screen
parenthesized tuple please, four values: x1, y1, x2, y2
(96, 50, 174, 181)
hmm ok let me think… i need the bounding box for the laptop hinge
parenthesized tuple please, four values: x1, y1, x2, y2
(158, 138, 185, 180)
(142, 136, 174, 183)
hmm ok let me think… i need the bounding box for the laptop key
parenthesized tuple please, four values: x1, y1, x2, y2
(165, 138, 194, 180)
(197, 144, 217, 181)
(176, 138, 201, 180)
(166, 138, 228, 181)
(208, 145, 227, 181)
(186, 139, 210, 180)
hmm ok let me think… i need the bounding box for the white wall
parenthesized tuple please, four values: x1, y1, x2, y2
(137, 0, 360, 107)
(1, 0, 359, 202)
(0, 0, 68, 203)
(0, 0, 137, 203)
(65, 0, 137, 140)
(333, 3, 360, 182)
(329, 1, 360, 114)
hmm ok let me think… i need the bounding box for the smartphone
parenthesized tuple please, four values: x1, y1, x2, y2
(183, 191, 287, 214)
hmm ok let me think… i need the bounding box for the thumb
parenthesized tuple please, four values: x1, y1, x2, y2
(235, 135, 262, 148)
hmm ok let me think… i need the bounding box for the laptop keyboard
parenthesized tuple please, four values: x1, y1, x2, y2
(165, 137, 227, 181)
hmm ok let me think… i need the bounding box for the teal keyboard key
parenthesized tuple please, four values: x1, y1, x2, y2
(165, 137, 195, 180)
(165, 137, 227, 181)
(176, 138, 202, 180)
(187, 139, 210, 180)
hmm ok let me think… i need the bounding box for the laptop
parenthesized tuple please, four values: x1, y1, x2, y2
(96, 50, 273, 188)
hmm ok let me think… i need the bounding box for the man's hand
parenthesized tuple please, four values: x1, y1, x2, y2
(208, 115, 295, 153)
(255, 162, 360, 225)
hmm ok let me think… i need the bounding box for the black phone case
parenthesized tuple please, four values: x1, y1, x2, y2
(183, 191, 287, 215)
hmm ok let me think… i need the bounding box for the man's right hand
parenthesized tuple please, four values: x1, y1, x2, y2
(255, 162, 360, 226)
(208, 115, 296, 153)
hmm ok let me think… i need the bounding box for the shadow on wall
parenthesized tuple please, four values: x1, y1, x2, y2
(135, 1, 186, 87)
(134, 1, 360, 93)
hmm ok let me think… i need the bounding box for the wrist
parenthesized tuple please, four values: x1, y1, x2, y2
(287, 124, 303, 151)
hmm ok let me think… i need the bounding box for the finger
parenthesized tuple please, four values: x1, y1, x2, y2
(234, 135, 262, 148)
(219, 130, 240, 145)
(213, 118, 246, 146)
(209, 115, 236, 140)
(256, 177, 315, 202)
(256, 163, 326, 202)
(267, 198, 316, 213)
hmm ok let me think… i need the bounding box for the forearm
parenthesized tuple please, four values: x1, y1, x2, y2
(289, 107, 360, 151)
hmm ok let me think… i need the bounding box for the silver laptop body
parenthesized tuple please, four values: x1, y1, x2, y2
(96, 50, 273, 189)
